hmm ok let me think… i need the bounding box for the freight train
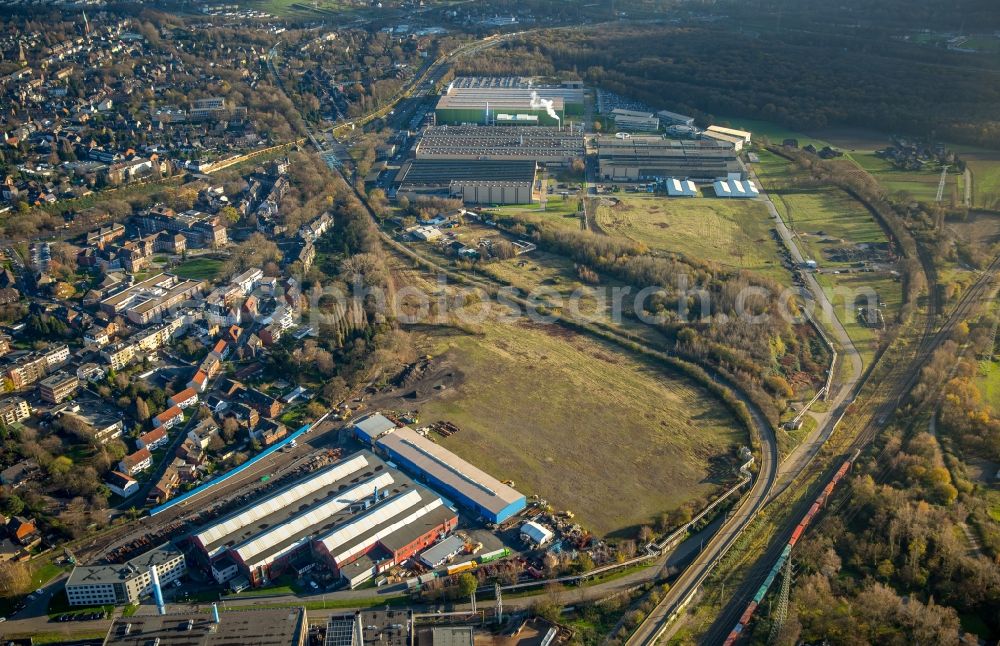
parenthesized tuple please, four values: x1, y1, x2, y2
(722, 449, 860, 645)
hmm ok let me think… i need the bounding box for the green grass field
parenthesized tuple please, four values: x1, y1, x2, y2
(593, 194, 788, 283)
(414, 318, 747, 537)
(850, 152, 960, 204)
(250, 0, 355, 18)
(713, 115, 833, 149)
(816, 272, 900, 367)
(756, 155, 902, 368)
(491, 192, 584, 233)
(977, 359, 1000, 409)
(769, 187, 886, 263)
(967, 158, 1000, 210)
(172, 257, 225, 281)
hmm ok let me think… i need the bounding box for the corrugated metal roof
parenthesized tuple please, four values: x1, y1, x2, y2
(193, 453, 370, 556)
(234, 472, 396, 569)
(521, 520, 554, 544)
(377, 426, 523, 515)
(354, 413, 397, 442)
(316, 489, 445, 565)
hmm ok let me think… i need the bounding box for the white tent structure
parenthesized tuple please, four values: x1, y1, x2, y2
(667, 178, 698, 197)
(713, 178, 759, 198)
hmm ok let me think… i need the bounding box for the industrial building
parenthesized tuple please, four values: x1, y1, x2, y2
(103, 607, 308, 646)
(414, 126, 583, 166)
(312, 484, 457, 588)
(707, 125, 752, 143)
(713, 177, 760, 198)
(435, 77, 584, 126)
(394, 159, 536, 205)
(701, 126, 752, 152)
(520, 520, 555, 546)
(327, 610, 411, 646)
(375, 425, 527, 524)
(65, 543, 186, 606)
(597, 136, 745, 182)
(610, 109, 660, 133)
(418, 533, 466, 568)
(354, 413, 399, 445)
(190, 451, 458, 589)
(657, 109, 696, 126)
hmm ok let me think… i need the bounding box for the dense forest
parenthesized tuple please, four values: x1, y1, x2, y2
(469, 24, 1000, 147)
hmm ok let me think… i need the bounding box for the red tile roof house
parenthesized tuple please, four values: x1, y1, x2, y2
(8, 516, 38, 546)
(137, 427, 168, 451)
(188, 369, 209, 393)
(119, 447, 152, 476)
(168, 387, 199, 410)
(152, 405, 184, 430)
(211, 339, 229, 359)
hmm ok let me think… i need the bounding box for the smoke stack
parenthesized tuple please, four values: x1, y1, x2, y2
(149, 565, 166, 616)
(354, 611, 364, 646)
(212, 603, 220, 624)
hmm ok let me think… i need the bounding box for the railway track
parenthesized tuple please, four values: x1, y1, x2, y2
(703, 253, 1000, 645)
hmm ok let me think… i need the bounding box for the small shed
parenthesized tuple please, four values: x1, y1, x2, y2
(354, 413, 398, 445)
(419, 534, 467, 568)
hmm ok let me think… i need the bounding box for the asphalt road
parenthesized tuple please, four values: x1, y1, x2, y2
(624, 163, 865, 646)
(749, 165, 865, 500)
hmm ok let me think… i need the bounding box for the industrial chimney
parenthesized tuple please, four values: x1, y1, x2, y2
(212, 603, 220, 624)
(149, 565, 166, 616)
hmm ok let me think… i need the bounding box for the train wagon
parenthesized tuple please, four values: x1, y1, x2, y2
(722, 449, 857, 643)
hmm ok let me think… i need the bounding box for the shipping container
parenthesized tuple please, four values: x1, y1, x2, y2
(479, 547, 511, 564)
(446, 561, 477, 576)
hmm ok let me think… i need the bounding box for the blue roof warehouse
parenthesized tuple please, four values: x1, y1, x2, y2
(354, 413, 527, 524)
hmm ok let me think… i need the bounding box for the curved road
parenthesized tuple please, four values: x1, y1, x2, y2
(624, 163, 864, 645)
(625, 398, 777, 646)
(272, 25, 789, 646)
(751, 165, 864, 499)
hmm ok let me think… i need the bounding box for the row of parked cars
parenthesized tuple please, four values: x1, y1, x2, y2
(52, 610, 108, 622)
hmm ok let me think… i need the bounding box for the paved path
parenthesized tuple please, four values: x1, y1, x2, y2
(747, 166, 865, 497)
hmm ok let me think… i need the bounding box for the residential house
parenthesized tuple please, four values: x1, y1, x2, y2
(7, 516, 39, 546)
(76, 362, 106, 383)
(147, 467, 179, 505)
(38, 371, 79, 404)
(137, 427, 168, 451)
(187, 370, 208, 393)
(152, 405, 183, 430)
(187, 420, 219, 449)
(105, 471, 139, 498)
(0, 397, 31, 426)
(168, 387, 198, 410)
(242, 388, 282, 419)
(0, 460, 39, 487)
(119, 447, 153, 475)
(252, 419, 287, 447)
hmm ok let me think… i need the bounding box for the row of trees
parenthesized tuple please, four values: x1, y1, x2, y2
(500, 216, 830, 424)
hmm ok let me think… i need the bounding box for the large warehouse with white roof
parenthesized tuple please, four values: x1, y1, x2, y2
(189, 451, 457, 588)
